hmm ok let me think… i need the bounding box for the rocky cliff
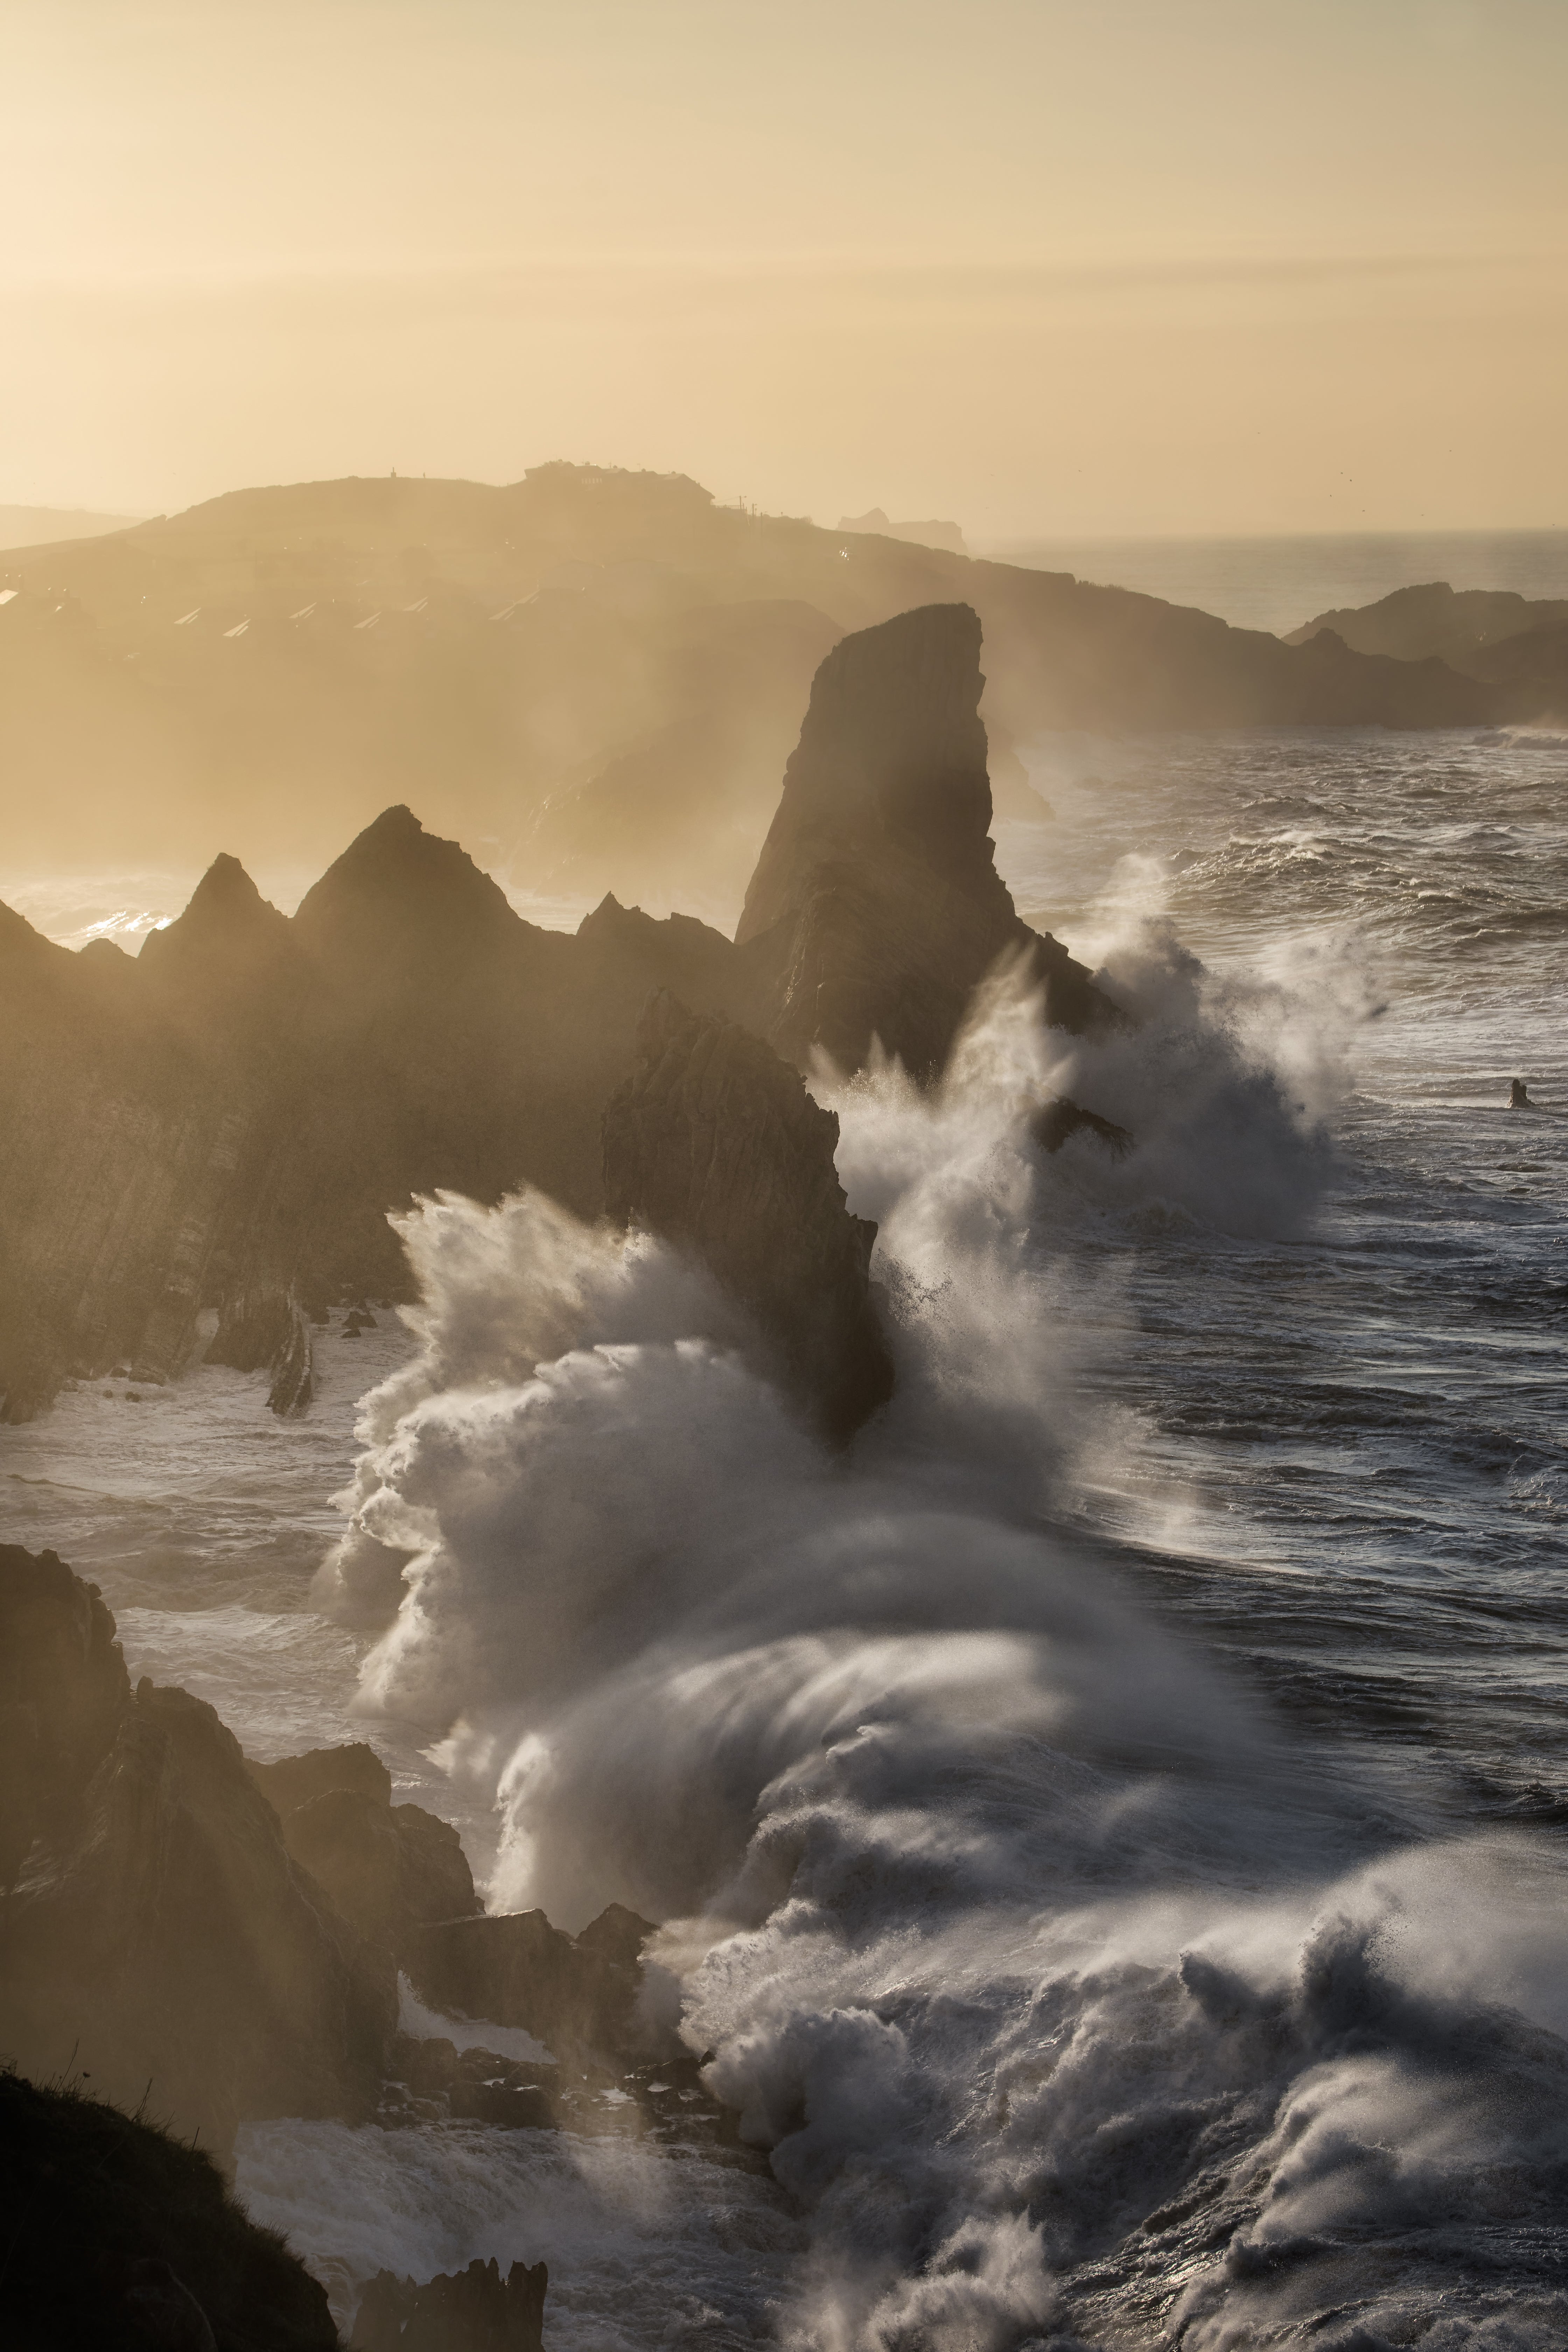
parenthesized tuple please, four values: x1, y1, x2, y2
(0, 810, 761, 1421)
(736, 603, 1117, 1075)
(246, 1741, 480, 1966)
(3, 606, 1119, 1426)
(0, 1544, 394, 2151)
(603, 992, 894, 1440)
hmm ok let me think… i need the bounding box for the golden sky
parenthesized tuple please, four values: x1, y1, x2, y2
(5, 0, 1566, 537)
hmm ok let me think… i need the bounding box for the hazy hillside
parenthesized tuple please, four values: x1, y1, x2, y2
(0, 504, 141, 550)
(0, 464, 1506, 921)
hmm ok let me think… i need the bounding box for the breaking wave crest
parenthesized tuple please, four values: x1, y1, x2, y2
(323, 965, 1568, 2348)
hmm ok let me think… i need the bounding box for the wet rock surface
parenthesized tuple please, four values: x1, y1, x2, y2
(0, 810, 763, 1424)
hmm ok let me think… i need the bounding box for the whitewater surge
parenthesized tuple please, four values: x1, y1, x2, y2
(292, 968, 1568, 2349)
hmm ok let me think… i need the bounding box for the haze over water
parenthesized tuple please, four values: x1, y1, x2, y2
(987, 530, 1568, 637)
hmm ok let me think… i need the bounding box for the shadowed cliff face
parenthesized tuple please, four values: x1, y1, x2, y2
(0, 1544, 395, 2152)
(603, 992, 895, 1442)
(738, 603, 1117, 1077)
(0, 811, 760, 1421)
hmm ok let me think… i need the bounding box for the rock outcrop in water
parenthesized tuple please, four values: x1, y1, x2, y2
(406, 1903, 656, 2068)
(0, 1544, 394, 2150)
(350, 2256, 548, 2352)
(0, 2067, 338, 2351)
(247, 1741, 480, 1964)
(602, 992, 895, 1440)
(737, 604, 1118, 1075)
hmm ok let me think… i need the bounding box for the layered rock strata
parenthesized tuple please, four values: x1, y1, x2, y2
(603, 991, 894, 1440)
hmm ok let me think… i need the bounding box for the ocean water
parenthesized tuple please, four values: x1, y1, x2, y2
(4, 720, 1567, 2348)
(983, 529, 1568, 637)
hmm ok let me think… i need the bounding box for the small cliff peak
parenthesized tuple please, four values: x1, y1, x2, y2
(292, 805, 523, 967)
(141, 853, 289, 968)
(139, 854, 296, 1029)
(576, 891, 635, 937)
(602, 990, 894, 1442)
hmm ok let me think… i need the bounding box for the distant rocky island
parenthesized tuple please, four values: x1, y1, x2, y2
(837, 506, 970, 556)
(0, 462, 1531, 921)
(0, 603, 1118, 1432)
(1284, 579, 1568, 709)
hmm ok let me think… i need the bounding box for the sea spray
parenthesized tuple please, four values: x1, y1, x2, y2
(295, 961, 1568, 2345)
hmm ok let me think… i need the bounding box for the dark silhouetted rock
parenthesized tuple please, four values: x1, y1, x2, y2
(1510, 1078, 1534, 1108)
(247, 1741, 478, 1963)
(387, 2030, 458, 2098)
(0, 809, 769, 1422)
(736, 603, 1118, 1076)
(350, 2256, 547, 2352)
(407, 1904, 654, 2064)
(2, 610, 1122, 1427)
(280, 1789, 478, 1960)
(0, 2067, 337, 2352)
(572, 1899, 657, 1972)
(0, 1545, 394, 2151)
(246, 1739, 393, 1813)
(139, 852, 300, 1024)
(1032, 1097, 1134, 1157)
(603, 991, 894, 1440)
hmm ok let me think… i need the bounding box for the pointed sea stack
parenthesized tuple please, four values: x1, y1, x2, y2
(736, 603, 1115, 1077)
(139, 851, 297, 1026)
(603, 991, 894, 1441)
